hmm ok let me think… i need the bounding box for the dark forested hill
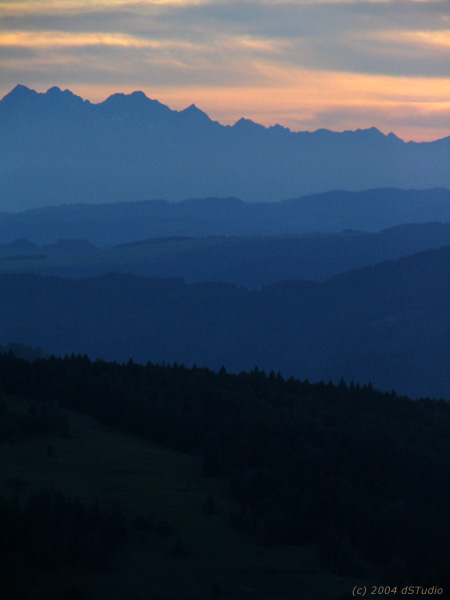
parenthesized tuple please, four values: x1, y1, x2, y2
(1, 85, 450, 211)
(1, 189, 450, 247)
(1, 352, 450, 591)
(1, 244, 449, 399)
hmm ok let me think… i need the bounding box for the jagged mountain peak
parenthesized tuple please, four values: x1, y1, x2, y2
(1, 84, 450, 210)
(179, 103, 211, 122)
(0, 84, 38, 106)
(99, 90, 172, 119)
(46, 85, 66, 96)
(44, 85, 86, 107)
(9, 83, 36, 97)
(0, 84, 87, 113)
(353, 126, 384, 138)
(104, 90, 151, 105)
(233, 117, 265, 131)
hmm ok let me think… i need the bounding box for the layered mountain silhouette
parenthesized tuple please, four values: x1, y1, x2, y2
(1, 244, 449, 399)
(1, 85, 450, 211)
(2, 189, 450, 245)
(2, 222, 450, 288)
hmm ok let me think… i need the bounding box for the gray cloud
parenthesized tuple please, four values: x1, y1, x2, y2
(0, 39, 267, 88)
(7, 2, 450, 79)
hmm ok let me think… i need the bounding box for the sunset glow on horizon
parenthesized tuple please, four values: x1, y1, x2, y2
(1, 0, 450, 142)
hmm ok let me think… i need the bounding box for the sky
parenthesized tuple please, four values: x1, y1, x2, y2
(1, 0, 450, 142)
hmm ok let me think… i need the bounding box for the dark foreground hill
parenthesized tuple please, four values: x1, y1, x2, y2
(1, 244, 449, 399)
(2, 222, 450, 287)
(0, 366, 354, 600)
(1, 352, 450, 596)
(2, 85, 450, 210)
(2, 189, 450, 246)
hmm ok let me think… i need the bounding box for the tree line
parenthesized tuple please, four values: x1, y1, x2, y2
(1, 350, 450, 586)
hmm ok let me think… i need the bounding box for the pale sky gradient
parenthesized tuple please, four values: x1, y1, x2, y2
(1, 0, 450, 141)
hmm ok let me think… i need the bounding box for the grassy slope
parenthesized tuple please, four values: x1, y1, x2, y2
(0, 396, 357, 600)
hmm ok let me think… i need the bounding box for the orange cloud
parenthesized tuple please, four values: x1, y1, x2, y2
(0, 30, 207, 50)
(132, 67, 450, 141)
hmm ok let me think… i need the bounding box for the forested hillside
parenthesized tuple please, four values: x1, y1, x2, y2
(2, 357, 354, 600)
(1, 351, 449, 592)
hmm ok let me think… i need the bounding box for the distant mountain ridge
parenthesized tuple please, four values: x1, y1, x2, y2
(1, 188, 450, 245)
(2, 222, 450, 288)
(1, 243, 450, 399)
(1, 85, 450, 211)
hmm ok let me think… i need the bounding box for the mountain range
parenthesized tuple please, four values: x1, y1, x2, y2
(2, 222, 450, 288)
(3, 81, 450, 600)
(1, 85, 450, 211)
(2, 188, 450, 246)
(1, 243, 449, 400)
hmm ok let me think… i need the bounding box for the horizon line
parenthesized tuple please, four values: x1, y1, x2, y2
(2, 82, 439, 145)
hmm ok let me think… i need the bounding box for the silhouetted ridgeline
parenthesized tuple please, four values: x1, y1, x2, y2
(2, 190, 450, 245)
(1, 85, 450, 210)
(1, 244, 450, 398)
(0, 342, 43, 360)
(1, 351, 450, 585)
(3, 223, 450, 288)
